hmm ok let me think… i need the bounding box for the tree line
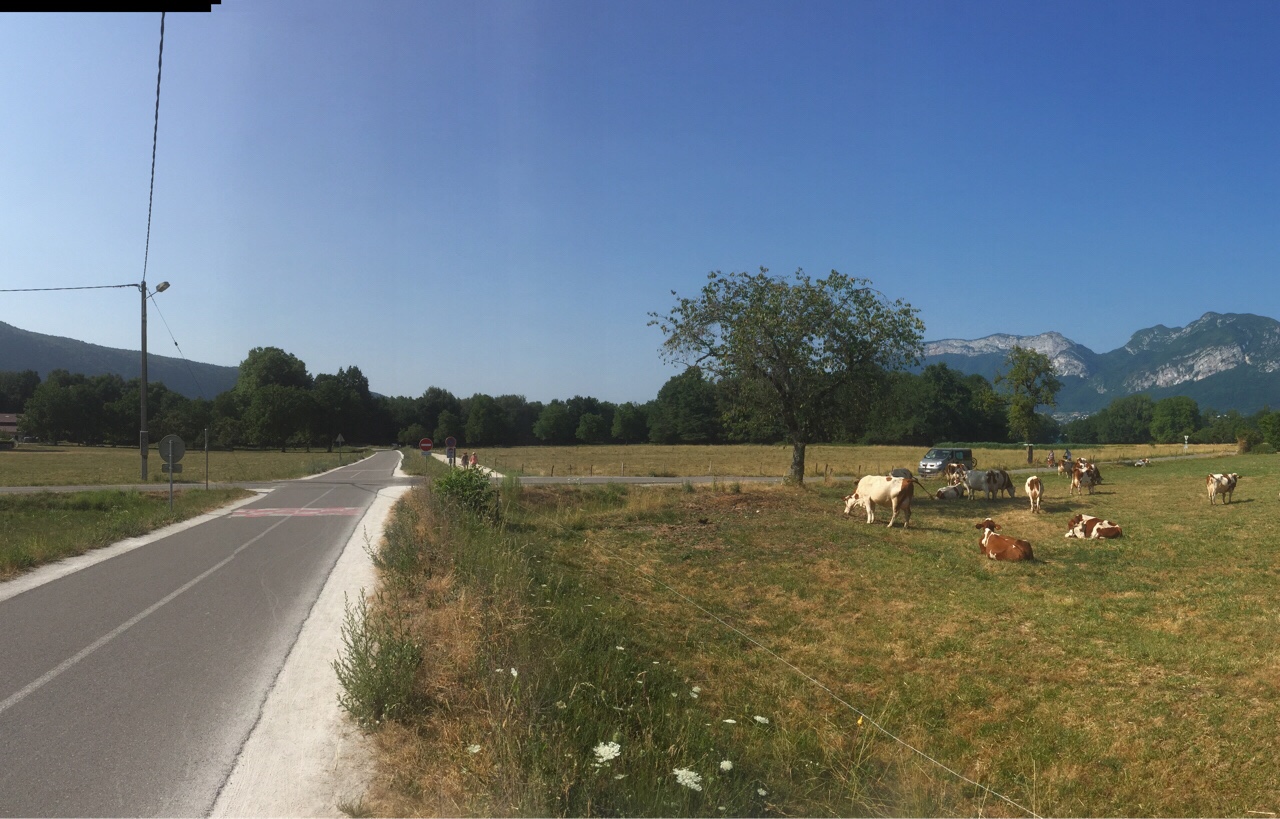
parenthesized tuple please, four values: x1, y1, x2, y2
(5, 269, 1278, 459)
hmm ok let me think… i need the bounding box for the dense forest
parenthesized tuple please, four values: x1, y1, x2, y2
(2, 349, 1278, 451)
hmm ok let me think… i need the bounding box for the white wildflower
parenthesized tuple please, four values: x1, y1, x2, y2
(720, 760, 733, 772)
(723, 719, 737, 724)
(758, 788, 768, 796)
(466, 744, 481, 754)
(614, 773, 627, 780)
(616, 645, 625, 651)
(510, 668, 518, 678)
(593, 741, 622, 765)
(754, 715, 770, 724)
(673, 767, 703, 791)
(692, 686, 702, 693)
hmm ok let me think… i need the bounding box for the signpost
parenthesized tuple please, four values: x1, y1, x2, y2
(335, 433, 345, 465)
(419, 438, 433, 456)
(445, 436, 457, 466)
(159, 434, 185, 512)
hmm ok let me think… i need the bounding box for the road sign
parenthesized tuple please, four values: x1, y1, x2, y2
(444, 436, 457, 448)
(335, 433, 345, 447)
(419, 438, 433, 452)
(161, 463, 183, 473)
(159, 434, 185, 464)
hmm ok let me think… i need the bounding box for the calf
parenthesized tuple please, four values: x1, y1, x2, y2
(1025, 475, 1043, 513)
(1207, 473, 1239, 505)
(1064, 513, 1122, 539)
(934, 483, 967, 500)
(844, 474, 923, 528)
(974, 518, 1034, 561)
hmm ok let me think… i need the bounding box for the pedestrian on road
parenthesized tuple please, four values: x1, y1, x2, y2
(459, 451, 468, 468)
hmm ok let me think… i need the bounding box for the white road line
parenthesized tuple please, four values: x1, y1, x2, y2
(0, 486, 339, 719)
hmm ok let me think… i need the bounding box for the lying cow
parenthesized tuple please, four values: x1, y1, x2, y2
(844, 474, 923, 528)
(975, 518, 1034, 561)
(1025, 475, 1043, 513)
(1207, 473, 1239, 505)
(1064, 513, 1122, 539)
(935, 483, 967, 500)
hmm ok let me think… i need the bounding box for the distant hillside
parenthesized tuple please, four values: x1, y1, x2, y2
(920, 312, 1280, 416)
(0, 321, 239, 400)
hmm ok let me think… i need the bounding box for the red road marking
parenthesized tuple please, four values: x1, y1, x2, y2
(231, 507, 363, 518)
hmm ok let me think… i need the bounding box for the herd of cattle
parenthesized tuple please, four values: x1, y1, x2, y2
(841, 457, 1244, 563)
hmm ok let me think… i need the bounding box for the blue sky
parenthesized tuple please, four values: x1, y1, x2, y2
(2, 2, 1278, 403)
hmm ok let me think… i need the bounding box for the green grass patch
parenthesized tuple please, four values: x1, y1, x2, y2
(0, 488, 253, 580)
(0, 444, 373, 486)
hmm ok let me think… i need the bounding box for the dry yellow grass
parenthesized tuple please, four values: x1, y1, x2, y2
(478, 442, 1232, 479)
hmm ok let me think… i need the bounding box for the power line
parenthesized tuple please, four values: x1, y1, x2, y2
(0, 285, 136, 293)
(141, 11, 165, 284)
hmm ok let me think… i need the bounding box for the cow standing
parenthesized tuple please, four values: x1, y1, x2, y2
(1207, 473, 1239, 504)
(1025, 475, 1043, 513)
(844, 474, 922, 528)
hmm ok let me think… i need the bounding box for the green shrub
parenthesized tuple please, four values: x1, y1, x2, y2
(333, 591, 421, 729)
(1250, 442, 1276, 455)
(432, 466, 498, 519)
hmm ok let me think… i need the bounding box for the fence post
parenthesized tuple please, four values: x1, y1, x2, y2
(550, 464, 554, 477)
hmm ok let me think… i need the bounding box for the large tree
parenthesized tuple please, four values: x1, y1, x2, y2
(995, 346, 1062, 443)
(650, 268, 924, 483)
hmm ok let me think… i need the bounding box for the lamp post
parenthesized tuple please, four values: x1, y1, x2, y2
(140, 280, 169, 481)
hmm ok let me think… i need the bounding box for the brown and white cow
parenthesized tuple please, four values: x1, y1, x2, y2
(1064, 513, 1122, 539)
(844, 474, 922, 528)
(1207, 473, 1239, 505)
(934, 483, 967, 500)
(944, 462, 969, 486)
(1025, 475, 1043, 513)
(975, 518, 1034, 561)
(1070, 460, 1101, 496)
(990, 469, 1016, 498)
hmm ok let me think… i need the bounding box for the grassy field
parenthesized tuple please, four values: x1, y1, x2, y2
(466, 442, 1233, 479)
(0, 444, 373, 486)
(0, 488, 253, 580)
(359, 450, 1280, 816)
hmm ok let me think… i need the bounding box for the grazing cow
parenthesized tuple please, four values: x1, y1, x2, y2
(990, 469, 1016, 498)
(963, 469, 998, 500)
(1070, 461, 1101, 496)
(1064, 513, 1122, 539)
(1025, 475, 1043, 513)
(974, 518, 1034, 561)
(1057, 459, 1069, 477)
(935, 483, 967, 500)
(844, 474, 922, 528)
(1207, 473, 1239, 505)
(943, 462, 969, 486)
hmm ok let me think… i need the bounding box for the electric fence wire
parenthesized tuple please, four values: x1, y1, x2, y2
(600, 550, 1044, 818)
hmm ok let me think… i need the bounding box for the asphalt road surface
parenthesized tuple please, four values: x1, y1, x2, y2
(0, 450, 412, 817)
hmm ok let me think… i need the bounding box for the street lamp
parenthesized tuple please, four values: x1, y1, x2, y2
(140, 279, 169, 481)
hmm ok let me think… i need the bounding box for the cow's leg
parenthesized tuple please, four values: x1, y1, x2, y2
(865, 501, 875, 524)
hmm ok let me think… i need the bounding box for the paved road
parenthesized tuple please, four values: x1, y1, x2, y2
(0, 450, 413, 817)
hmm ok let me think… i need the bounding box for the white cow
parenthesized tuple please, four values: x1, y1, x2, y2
(962, 469, 998, 500)
(844, 474, 920, 528)
(934, 483, 967, 500)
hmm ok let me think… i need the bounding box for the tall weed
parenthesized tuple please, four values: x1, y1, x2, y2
(333, 590, 422, 730)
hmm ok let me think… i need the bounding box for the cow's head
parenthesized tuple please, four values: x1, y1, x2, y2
(842, 494, 862, 516)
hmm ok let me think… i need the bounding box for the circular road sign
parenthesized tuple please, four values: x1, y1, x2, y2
(444, 436, 457, 449)
(419, 438, 433, 452)
(158, 434, 186, 464)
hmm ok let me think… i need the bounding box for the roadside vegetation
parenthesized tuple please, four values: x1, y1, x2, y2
(342, 447, 1280, 816)
(0, 488, 253, 580)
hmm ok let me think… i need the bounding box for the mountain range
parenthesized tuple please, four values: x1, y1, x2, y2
(0, 320, 239, 400)
(921, 312, 1280, 416)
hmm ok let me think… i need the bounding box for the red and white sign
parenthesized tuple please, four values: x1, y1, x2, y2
(419, 438, 433, 452)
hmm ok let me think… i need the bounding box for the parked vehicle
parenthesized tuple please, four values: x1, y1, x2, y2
(917, 447, 976, 478)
